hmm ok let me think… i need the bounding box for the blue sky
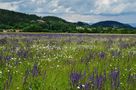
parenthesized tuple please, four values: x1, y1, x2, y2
(0, 0, 136, 23)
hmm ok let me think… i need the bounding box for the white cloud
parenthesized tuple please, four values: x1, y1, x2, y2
(0, 0, 19, 2)
(1, 0, 134, 15)
(0, 1, 18, 10)
(93, 0, 136, 15)
(111, 3, 127, 14)
(31, 0, 46, 4)
(94, 0, 125, 14)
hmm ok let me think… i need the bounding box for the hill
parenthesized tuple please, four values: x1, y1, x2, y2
(0, 9, 78, 32)
(0, 9, 40, 25)
(0, 9, 136, 33)
(91, 21, 134, 29)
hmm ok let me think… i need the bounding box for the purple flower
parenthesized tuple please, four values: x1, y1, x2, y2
(86, 72, 95, 89)
(5, 56, 12, 61)
(84, 83, 90, 90)
(17, 49, 28, 58)
(32, 64, 39, 77)
(110, 70, 120, 89)
(96, 75, 103, 90)
(110, 70, 118, 80)
(99, 52, 105, 59)
(70, 72, 82, 86)
(88, 72, 94, 83)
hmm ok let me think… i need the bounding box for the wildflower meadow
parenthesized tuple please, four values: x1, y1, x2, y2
(0, 33, 136, 90)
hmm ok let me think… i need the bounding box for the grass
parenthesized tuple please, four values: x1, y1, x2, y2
(0, 33, 136, 90)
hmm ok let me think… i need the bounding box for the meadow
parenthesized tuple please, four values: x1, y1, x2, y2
(0, 33, 136, 90)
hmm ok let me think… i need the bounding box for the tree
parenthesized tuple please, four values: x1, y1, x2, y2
(23, 24, 42, 32)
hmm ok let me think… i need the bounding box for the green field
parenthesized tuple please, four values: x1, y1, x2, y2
(0, 33, 136, 90)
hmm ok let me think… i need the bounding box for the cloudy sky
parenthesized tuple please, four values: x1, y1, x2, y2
(0, 0, 136, 23)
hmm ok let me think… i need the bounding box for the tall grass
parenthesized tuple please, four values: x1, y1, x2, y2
(0, 34, 136, 90)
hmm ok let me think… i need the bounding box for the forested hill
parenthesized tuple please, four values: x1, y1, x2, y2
(0, 9, 40, 24)
(0, 9, 136, 34)
(91, 21, 134, 29)
(0, 9, 78, 32)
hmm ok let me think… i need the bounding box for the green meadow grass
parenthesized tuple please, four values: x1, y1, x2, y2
(0, 34, 136, 90)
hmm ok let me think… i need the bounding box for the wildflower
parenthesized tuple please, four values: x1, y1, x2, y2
(77, 86, 80, 89)
(110, 70, 120, 89)
(96, 75, 103, 89)
(16, 87, 19, 89)
(82, 84, 85, 87)
(17, 49, 28, 58)
(32, 64, 39, 77)
(57, 65, 60, 67)
(84, 83, 90, 90)
(70, 72, 82, 86)
(99, 52, 105, 59)
(5, 56, 12, 61)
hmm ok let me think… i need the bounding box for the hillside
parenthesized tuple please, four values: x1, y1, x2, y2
(91, 21, 134, 29)
(0, 9, 136, 33)
(0, 9, 40, 25)
(0, 9, 78, 32)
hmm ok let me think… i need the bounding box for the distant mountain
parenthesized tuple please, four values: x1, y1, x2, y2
(91, 21, 134, 29)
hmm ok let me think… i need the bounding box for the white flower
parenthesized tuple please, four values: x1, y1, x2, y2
(82, 84, 85, 87)
(17, 87, 19, 89)
(77, 86, 80, 89)
(57, 65, 60, 67)
(0, 71, 2, 74)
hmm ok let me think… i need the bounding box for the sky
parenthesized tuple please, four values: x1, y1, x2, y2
(0, 0, 136, 23)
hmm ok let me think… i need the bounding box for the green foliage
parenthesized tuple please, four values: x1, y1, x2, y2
(23, 24, 42, 32)
(0, 9, 136, 33)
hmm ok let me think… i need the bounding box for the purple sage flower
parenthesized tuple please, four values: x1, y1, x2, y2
(70, 72, 82, 86)
(96, 75, 103, 90)
(99, 52, 105, 59)
(32, 64, 39, 77)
